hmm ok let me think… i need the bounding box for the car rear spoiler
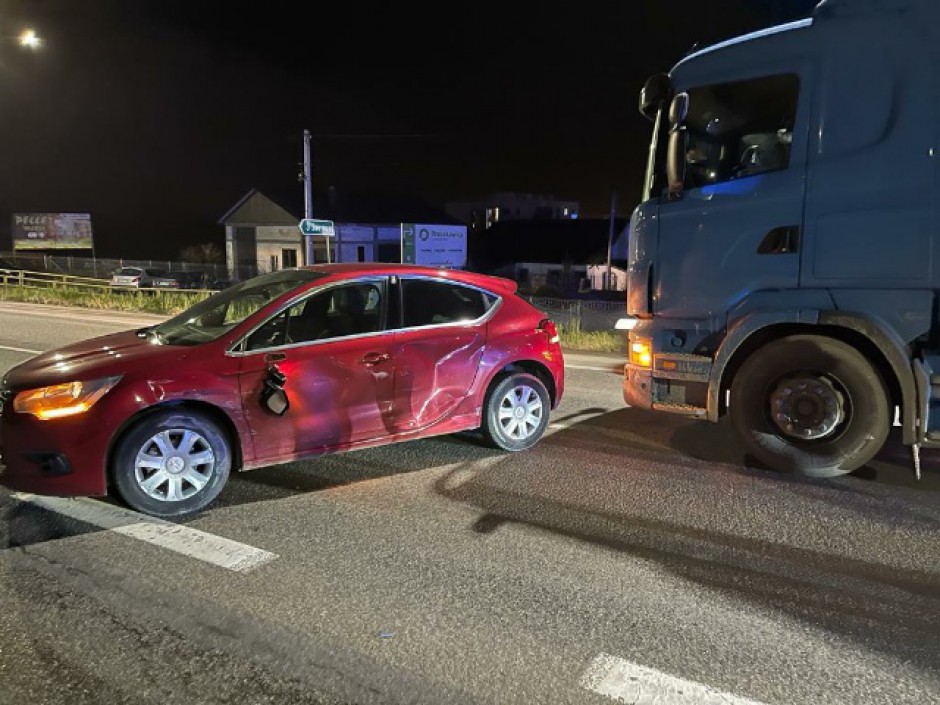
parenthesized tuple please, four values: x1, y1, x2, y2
(473, 274, 518, 296)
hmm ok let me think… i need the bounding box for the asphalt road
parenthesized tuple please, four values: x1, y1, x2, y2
(0, 302, 937, 705)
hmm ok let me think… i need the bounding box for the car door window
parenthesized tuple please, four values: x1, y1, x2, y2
(401, 279, 494, 328)
(245, 280, 386, 351)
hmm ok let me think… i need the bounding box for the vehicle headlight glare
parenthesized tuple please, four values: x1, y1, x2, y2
(629, 338, 653, 368)
(13, 376, 122, 420)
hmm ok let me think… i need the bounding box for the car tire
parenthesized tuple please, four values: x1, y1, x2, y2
(730, 335, 890, 477)
(481, 372, 551, 451)
(111, 408, 232, 517)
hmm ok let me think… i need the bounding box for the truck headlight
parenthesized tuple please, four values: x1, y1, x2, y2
(615, 317, 638, 331)
(13, 376, 122, 420)
(629, 337, 653, 368)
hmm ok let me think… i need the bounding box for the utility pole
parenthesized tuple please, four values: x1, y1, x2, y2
(303, 129, 315, 265)
(606, 190, 616, 291)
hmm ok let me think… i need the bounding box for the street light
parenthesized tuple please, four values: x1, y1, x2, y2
(18, 29, 41, 49)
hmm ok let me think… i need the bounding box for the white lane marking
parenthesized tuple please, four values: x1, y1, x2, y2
(0, 343, 43, 355)
(566, 363, 619, 373)
(12, 493, 277, 572)
(581, 654, 769, 705)
(0, 305, 163, 328)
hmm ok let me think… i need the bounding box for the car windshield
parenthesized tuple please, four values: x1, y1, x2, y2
(152, 270, 325, 346)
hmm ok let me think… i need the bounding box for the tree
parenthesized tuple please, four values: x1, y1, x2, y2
(179, 242, 224, 264)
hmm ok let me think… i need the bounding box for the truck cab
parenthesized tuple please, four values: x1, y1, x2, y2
(623, 0, 940, 476)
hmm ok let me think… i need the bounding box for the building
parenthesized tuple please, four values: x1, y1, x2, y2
(219, 188, 463, 279)
(470, 218, 628, 296)
(446, 192, 580, 232)
(586, 264, 627, 292)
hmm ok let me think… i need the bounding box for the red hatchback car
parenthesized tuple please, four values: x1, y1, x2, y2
(0, 265, 564, 516)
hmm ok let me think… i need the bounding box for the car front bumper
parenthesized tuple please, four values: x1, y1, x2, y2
(0, 407, 110, 497)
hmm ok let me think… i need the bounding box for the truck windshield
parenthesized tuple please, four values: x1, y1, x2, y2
(668, 73, 800, 191)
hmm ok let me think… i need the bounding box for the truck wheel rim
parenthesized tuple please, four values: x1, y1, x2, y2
(769, 375, 846, 441)
(134, 429, 215, 502)
(497, 384, 543, 441)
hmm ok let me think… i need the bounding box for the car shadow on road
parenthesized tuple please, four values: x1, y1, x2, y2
(214, 432, 506, 511)
(429, 407, 940, 671)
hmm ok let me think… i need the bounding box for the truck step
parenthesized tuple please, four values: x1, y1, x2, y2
(652, 402, 707, 417)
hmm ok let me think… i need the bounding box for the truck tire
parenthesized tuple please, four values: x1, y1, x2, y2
(730, 335, 889, 477)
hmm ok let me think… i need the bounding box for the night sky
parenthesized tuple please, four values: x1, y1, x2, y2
(0, 0, 817, 259)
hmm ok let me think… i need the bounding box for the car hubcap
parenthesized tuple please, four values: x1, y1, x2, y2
(497, 384, 543, 441)
(134, 429, 215, 502)
(769, 375, 845, 440)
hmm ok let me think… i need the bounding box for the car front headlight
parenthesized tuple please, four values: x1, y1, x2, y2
(13, 376, 122, 420)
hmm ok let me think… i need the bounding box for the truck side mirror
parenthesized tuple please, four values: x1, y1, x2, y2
(640, 73, 672, 122)
(668, 92, 689, 126)
(666, 129, 688, 200)
(665, 93, 689, 199)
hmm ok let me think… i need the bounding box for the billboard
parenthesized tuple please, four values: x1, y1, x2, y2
(12, 213, 94, 250)
(401, 223, 466, 268)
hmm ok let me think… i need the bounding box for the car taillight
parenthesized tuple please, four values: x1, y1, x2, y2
(539, 319, 560, 345)
(131, 277, 140, 283)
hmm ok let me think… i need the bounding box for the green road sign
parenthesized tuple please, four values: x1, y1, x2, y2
(401, 224, 416, 263)
(299, 219, 335, 237)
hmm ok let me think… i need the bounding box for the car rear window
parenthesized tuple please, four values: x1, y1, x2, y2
(115, 267, 141, 276)
(401, 279, 494, 328)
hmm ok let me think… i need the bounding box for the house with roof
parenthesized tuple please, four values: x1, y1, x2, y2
(469, 218, 629, 295)
(219, 187, 464, 279)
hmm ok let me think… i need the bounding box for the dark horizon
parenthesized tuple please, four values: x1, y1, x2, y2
(0, 0, 817, 259)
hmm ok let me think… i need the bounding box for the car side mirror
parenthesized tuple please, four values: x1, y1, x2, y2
(260, 365, 289, 416)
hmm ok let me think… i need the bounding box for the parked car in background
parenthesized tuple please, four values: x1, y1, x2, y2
(0, 264, 564, 517)
(174, 271, 214, 290)
(110, 267, 180, 290)
(208, 277, 234, 291)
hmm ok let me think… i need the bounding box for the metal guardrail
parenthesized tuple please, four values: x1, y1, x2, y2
(0, 269, 219, 296)
(0, 265, 625, 331)
(0, 252, 253, 283)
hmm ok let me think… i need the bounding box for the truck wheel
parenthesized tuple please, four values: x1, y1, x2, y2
(730, 335, 889, 477)
(481, 372, 550, 451)
(111, 409, 231, 517)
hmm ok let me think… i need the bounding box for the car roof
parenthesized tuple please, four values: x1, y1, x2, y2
(297, 264, 518, 296)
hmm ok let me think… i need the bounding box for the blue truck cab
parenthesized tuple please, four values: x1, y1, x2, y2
(622, 0, 940, 476)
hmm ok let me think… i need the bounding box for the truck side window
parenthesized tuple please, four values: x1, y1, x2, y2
(682, 73, 799, 189)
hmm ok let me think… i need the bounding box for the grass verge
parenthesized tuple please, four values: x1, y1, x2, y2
(0, 285, 211, 316)
(0, 285, 625, 353)
(557, 322, 624, 353)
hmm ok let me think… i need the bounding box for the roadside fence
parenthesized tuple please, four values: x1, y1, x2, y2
(522, 296, 624, 332)
(0, 253, 627, 331)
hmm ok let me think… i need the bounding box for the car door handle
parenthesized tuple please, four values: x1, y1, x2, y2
(265, 352, 287, 364)
(359, 352, 390, 366)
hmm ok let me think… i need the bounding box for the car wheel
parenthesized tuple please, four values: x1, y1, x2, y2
(730, 335, 890, 477)
(111, 408, 231, 517)
(481, 372, 551, 451)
